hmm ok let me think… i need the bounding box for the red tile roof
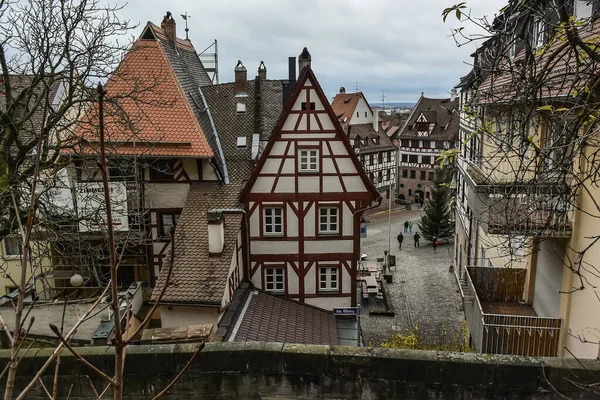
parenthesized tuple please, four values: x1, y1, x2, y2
(73, 40, 213, 158)
(331, 92, 361, 127)
(231, 291, 338, 345)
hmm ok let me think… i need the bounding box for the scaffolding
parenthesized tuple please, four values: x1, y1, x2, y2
(198, 39, 219, 84)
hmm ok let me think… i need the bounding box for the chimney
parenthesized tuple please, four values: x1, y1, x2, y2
(298, 47, 311, 76)
(258, 61, 267, 81)
(339, 87, 346, 94)
(207, 212, 225, 254)
(234, 60, 247, 95)
(288, 57, 296, 82)
(373, 109, 379, 133)
(161, 12, 176, 43)
(450, 88, 458, 102)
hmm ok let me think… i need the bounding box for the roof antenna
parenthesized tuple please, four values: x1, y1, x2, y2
(181, 12, 191, 40)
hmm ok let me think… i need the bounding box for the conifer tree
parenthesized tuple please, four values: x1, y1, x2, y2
(418, 168, 454, 242)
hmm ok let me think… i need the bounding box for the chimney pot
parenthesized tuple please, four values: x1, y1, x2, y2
(339, 87, 346, 94)
(298, 47, 312, 76)
(258, 61, 267, 81)
(288, 57, 296, 82)
(373, 109, 379, 133)
(161, 11, 177, 43)
(234, 60, 247, 95)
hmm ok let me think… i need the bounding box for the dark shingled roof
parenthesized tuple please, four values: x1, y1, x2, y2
(347, 123, 397, 153)
(151, 182, 243, 304)
(399, 96, 459, 140)
(230, 291, 338, 345)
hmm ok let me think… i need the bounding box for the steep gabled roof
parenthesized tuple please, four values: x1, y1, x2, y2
(330, 91, 374, 127)
(399, 95, 459, 140)
(240, 66, 380, 201)
(73, 37, 213, 158)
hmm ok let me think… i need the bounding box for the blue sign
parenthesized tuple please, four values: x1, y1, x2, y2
(360, 224, 367, 238)
(333, 307, 359, 316)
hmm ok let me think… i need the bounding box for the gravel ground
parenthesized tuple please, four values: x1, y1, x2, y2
(359, 204, 464, 347)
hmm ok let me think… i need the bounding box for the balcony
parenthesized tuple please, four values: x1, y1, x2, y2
(458, 157, 572, 238)
(458, 266, 563, 357)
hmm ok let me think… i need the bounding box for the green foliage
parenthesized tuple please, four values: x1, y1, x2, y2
(0, 157, 7, 191)
(442, 2, 466, 22)
(382, 321, 472, 352)
(418, 168, 454, 242)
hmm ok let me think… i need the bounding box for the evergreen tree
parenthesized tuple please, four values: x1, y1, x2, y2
(418, 168, 454, 242)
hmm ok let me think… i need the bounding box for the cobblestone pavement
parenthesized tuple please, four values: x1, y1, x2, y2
(359, 204, 464, 347)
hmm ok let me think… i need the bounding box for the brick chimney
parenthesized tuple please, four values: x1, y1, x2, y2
(161, 11, 176, 43)
(298, 47, 311, 75)
(207, 212, 225, 254)
(339, 87, 346, 94)
(234, 60, 247, 95)
(258, 61, 267, 81)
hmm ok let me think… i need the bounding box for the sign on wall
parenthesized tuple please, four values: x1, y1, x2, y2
(75, 182, 129, 232)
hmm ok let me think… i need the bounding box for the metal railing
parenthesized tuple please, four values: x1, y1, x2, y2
(461, 267, 563, 357)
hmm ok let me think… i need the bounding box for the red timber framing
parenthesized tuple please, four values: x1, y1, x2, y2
(240, 65, 380, 309)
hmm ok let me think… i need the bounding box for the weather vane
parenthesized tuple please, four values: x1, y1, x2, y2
(181, 12, 191, 40)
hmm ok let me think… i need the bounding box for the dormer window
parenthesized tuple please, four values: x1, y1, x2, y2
(236, 103, 246, 114)
(237, 137, 247, 149)
(417, 122, 429, 136)
(532, 18, 545, 49)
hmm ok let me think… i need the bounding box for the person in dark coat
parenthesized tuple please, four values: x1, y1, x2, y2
(414, 232, 420, 247)
(397, 233, 404, 249)
(404, 220, 409, 233)
(433, 236, 438, 252)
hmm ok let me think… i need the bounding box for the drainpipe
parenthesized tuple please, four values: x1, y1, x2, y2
(209, 208, 250, 283)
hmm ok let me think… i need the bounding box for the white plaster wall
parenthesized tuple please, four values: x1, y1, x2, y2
(251, 241, 298, 254)
(329, 141, 347, 155)
(275, 177, 296, 193)
(348, 96, 373, 125)
(298, 176, 319, 193)
(287, 264, 299, 295)
(282, 114, 299, 131)
(261, 158, 280, 174)
(305, 204, 315, 237)
(282, 159, 295, 173)
(342, 267, 351, 294)
(201, 159, 219, 181)
(343, 176, 367, 192)
(270, 142, 287, 156)
(160, 306, 219, 328)
(145, 183, 189, 209)
(182, 158, 199, 180)
(304, 264, 316, 294)
(309, 114, 319, 130)
(322, 176, 343, 193)
(305, 240, 353, 254)
(322, 158, 336, 174)
(336, 158, 358, 174)
(251, 262, 261, 290)
(319, 114, 335, 130)
(249, 207, 259, 237)
(309, 90, 324, 110)
(343, 204, 354, 236)
(252, 176, 275, 193)
(287, 205, 298, 237)
(305, 297, 351, 310)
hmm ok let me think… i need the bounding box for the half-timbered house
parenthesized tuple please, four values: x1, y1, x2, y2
(240, 50, 381, 310)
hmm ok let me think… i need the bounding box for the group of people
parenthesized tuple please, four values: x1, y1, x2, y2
(396, 220, 439, 251)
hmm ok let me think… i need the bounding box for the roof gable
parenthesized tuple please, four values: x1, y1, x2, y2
(240, 66, 379, 201)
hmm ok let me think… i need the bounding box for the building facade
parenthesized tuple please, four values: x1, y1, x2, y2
(396, 94, 459, 201)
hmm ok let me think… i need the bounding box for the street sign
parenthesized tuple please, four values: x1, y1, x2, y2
(333, 307, 359, 316)
(360, 223, 367, 238)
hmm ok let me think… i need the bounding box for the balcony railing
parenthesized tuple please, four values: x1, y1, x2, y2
(459, 266, 563, 357)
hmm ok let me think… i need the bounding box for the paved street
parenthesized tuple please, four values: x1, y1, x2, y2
(359, 204, 464, 347)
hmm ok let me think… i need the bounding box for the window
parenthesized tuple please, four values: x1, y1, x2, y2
(108, 161, 136, 181)
(2, 237, 20, 258)
(508, 34, 516, 59)
(425, 191, 430, 199)
(420, 171, 426, 180)
(236, 137, 247, 148)
(319, 266, 338, 292)
(387, 152, 392, 162)
(417, 122, 428, 136)
(428, 172, 434, 181)
(236, 103, 246, 114)
(378, 171, 383, 183)
(430, 141, 436, 149)
(418, 140, 423, 148)
(265, 267, 284, 292)
(263, 207, 284, 236)
(360, 155, 365, 164)
(301, 102, 316, 110)
(369, 154, 374, 165)
(354, 138, 360, 148)
(365, 112, 368, 117)
(160, 212, 180, 237)
(149, 159, 174, 181)
(408, 189, 412, 196)
(532, 18, 545, 48)
(401, 154, 408, 163)
(409, 155, 418, 163)
(436, 141, 444, 149)
(5, 287, 17, 295)
(378, 153, 383, 164)
(356, 112, 359, 118)
(410, 170, 416, 179)
(299, 149, 318, 172)
(422, 156, 431, 165)
(319, 207, 339, 235)
(575, 0, 593, 20)
(386, 170, 391, 181)
(402, 169, 408, 178)
(401, 139, 410, 147)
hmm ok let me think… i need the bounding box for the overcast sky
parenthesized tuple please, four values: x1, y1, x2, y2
(118, 0, 507, 103)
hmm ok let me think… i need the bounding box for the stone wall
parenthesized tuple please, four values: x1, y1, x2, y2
(1, 342, 599, 399)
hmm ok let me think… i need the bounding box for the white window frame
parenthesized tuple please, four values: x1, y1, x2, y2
(575, 0, 593, 20)
(318, 207, 339, 235)
(508, 34, 516, 59)
(319, 266, 339, 292)
(532, 18, 545, 49)
(299, 149, 318, 173)
(263, 207, 284, 236)
(2, 237, 20, 259)
(265, 267, 285, 292)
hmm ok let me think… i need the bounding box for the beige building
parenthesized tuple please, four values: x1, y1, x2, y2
(455, 0, 600, 359)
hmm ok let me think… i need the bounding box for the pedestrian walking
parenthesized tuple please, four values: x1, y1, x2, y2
(420, 198, 424, 208)
(433, 237, 439, 252)
(414, 232, 420, 247)
(408, 222, 413, 233)
(404, 221, 409, 233)
(397, 233, 404, 249)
